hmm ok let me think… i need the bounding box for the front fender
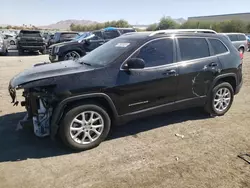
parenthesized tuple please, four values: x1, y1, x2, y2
(50, 93, 118, 138)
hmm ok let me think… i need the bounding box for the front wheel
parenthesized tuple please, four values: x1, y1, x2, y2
(40, 46, 46, 54)
(205, 82, 234, 116)
(60, 104, 111, 151)
(63, 51, 81, 61)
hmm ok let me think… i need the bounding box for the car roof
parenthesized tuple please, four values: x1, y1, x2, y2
(119, 31, 225, 41)
(222, 33, 246, 35)
(20, 30, 41, 32)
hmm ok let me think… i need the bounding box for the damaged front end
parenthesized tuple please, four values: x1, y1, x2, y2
(9, 83, 57, 137)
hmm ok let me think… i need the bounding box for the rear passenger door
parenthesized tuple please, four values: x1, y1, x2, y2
(176, 37, 222, 101)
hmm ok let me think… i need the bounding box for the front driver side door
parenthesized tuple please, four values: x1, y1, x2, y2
(116, 38, 179, 115)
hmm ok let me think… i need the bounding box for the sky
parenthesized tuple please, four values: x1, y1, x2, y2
(1, 0, 250, 26)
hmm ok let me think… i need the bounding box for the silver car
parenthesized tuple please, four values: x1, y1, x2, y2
(222, 33, 248, 53)
(0, 34, 8, 55)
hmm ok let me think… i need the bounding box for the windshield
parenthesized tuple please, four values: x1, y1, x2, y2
(78, 37, 137, 66)
(61, 33, 79, 39)
(72, 32, 92, 41)
(20, 31, 41, 37)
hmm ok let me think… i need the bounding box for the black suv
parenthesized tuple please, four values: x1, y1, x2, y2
(9, 31, 243, 151)
(16, 30, 46, 55)
(49, 28, 136, 63)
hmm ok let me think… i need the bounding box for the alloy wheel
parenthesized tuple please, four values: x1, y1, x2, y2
(70, 111, 104, 145)
(213, 87, 231, 112)
(64, 51, 80, 60)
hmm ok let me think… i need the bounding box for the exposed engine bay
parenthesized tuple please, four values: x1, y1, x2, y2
(9, 86, 56, 138)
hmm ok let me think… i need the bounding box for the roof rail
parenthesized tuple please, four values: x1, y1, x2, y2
(149, 29, 217, 36)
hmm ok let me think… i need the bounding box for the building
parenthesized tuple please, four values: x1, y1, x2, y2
(188, 12, 250, 22)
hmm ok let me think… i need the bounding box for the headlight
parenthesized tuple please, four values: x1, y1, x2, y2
(54, 47, 59, 53)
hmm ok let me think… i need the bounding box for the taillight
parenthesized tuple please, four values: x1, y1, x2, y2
(240, 52, 243, 60)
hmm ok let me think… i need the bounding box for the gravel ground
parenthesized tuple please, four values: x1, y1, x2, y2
(0, 52, 250, 188)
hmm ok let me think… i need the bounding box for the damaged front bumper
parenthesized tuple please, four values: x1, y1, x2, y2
(8, 83, 55, 138)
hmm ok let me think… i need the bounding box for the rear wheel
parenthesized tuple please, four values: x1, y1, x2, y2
(60, 104, 111, 151)
(205, 82, 234, 116)
(18, 49, 24, 55)
(239, 47, 244, 54)
(10, 40, 15, 45)
(64, 51, 81, 61)
(3, 49, 8, 56)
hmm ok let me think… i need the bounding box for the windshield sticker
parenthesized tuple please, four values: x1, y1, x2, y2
(115, 43, 130, 47)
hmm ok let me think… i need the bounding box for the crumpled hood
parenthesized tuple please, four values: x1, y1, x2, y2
(10, 60, 94, 88)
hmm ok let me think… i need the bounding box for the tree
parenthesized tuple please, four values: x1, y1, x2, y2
(70, 19, 132, 32)
(157, 17, 178, 30)
(146, 23, 158, 31)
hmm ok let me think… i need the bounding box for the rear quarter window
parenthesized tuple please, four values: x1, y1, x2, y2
(238, 34, 246, 41)
(208, 39, 228, 55)
(227, 34, 238, 42)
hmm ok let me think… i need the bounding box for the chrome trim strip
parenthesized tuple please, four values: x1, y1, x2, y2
(129, 100, 149, 107)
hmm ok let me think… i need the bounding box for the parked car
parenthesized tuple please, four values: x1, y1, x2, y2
(3, 33, 16, 45)
(0, 34, 8, 55)
(9, 31, 243, 150)
(151, 29, 217, 34)
(16, 30, 46, 55)
(221, 33, 248, 54)
(49, 27, 136, 62)
(246, 35, 250, 51)
(48, 32, 79, 47)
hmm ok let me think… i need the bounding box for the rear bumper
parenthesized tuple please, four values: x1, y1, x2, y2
(235, 79, 243, 95)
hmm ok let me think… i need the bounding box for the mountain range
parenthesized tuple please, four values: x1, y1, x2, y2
(39, 19, 98, 30)
(39, 17, 186, 30)
(1, 17, 187, 30)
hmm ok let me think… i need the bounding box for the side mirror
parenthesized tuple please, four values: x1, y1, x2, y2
(84, 39, 91, 45)
(123, 58, 145, 70)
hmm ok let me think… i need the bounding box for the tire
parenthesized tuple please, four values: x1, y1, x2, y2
(18, 49, 24, 55)
(3, 49, 8, 56)
(239, 47, 244, 54)
(63, 51, 81, 61)
(40, 46, 46, 55)
(204, 82, 234, 116)
(60, 104, 111, 151)
(10, 40, 15, 45)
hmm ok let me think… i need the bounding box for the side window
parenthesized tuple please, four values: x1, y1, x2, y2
(103, 30, 120, 39)
(178, 38, 210, 61)
(209, 39, 228, 55)
(238, 34, 246, 41)
(92, 31, 103, 40)
(132, 38, 174, 67)
(227, 35, 238, 41)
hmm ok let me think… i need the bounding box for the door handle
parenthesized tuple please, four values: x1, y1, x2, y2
(208, 62, 218, 67)
(162, 69, 177, 76)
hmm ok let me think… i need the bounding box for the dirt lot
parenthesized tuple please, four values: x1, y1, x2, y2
(0, 52, 250, 188)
